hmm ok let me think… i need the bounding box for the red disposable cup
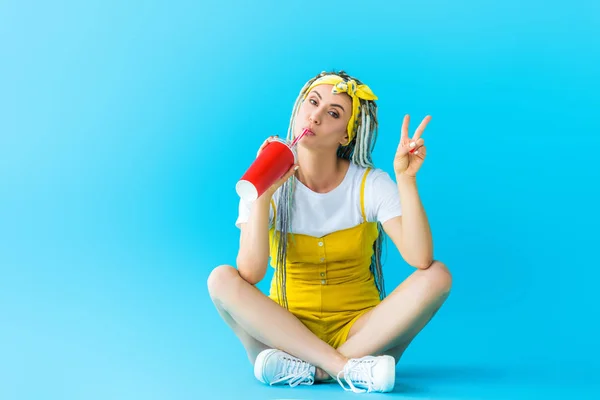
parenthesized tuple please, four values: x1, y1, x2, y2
(236, 138, 297, 202)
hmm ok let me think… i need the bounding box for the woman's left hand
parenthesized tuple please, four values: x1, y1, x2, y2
(393, 114, 430, 177)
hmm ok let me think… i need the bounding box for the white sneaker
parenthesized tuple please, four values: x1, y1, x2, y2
(336, 355, 395, 393)
(254, 349, 316, 387)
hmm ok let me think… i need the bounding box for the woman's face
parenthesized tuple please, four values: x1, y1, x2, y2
(294, 84, 353, 149)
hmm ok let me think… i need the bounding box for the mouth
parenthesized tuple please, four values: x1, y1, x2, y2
(303, 128, 316, 136)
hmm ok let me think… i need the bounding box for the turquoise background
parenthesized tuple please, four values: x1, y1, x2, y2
(1, 0, 599, 398)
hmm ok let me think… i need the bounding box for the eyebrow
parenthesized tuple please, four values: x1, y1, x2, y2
(313, 91, 346, 113)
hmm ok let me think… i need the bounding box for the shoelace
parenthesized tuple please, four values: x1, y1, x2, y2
(270, 356, 315, 387)
(336, 357, 376, 393)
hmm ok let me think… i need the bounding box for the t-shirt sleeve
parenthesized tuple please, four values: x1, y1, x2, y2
(365, 169, 402, 223)
(235, 198, 252, 229)
(235, 197, 275, 229)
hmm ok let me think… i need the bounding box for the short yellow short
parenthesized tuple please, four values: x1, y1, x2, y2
(269, 278, 381, 349)
(293, 307, 375, 349)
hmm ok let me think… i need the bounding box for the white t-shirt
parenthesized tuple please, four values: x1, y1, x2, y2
(235, 162, 402, 238)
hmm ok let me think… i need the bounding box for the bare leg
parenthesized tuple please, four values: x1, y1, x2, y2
(213, 301, 269, 364)
(216, 301, 329, 382)
(337, 261, 452, 360)
(362, 296, 446, 362)
(207, 265, 348, 379)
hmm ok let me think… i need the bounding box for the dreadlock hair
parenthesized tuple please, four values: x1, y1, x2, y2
(272, 70, 387, 309)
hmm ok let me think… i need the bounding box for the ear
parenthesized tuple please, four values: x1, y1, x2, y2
(340, 135, 349, 145)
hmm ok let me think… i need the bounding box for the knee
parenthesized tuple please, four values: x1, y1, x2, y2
(207, 264, 240, 300)
(424, 260, 452, 296)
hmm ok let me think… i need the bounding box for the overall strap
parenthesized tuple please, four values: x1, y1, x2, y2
(360, 167, 372, 222)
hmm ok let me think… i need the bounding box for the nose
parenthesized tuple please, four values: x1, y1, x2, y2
(309, 111, 320, 125)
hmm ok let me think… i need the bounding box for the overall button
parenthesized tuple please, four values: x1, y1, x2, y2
(320, 258, 325, 262)
(318, 241, 324, 247)
(320, 272, 325, 277)
(321, 279, 326, 284)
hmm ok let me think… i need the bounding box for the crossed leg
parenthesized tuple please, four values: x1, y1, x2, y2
(338, 260, 452, 361)
(207, 260, 451, 381)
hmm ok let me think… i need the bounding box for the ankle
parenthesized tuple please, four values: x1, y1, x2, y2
(323, 355, 349, 380)
(315, 367, 331, 382)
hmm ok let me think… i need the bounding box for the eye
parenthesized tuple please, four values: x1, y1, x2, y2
(329, 111, 339, 119)
(309, 99, 317, 106)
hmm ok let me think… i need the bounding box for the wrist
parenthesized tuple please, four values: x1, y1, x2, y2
(257, 191, 273, 203)
(396, 173, 417, 184)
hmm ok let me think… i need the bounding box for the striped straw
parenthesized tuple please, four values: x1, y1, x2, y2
(291, 128, 309, 148)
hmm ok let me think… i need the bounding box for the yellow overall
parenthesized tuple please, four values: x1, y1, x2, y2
(268, 168, 382, 348)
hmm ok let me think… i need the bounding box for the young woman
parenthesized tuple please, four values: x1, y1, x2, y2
(208, 71, 452, 394)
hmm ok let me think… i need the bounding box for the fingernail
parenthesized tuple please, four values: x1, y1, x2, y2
(415, 151, 419, 154)
(409, 142, 416, 148)
(294, 166, 299, 171)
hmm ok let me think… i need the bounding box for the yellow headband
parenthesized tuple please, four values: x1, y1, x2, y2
(302, 75, 378, 145)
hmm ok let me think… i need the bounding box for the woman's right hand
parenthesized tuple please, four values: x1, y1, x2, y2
(257, 136, 299, 199)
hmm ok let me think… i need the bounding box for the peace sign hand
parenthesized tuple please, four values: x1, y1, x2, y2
(393, 114, 430, 177)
